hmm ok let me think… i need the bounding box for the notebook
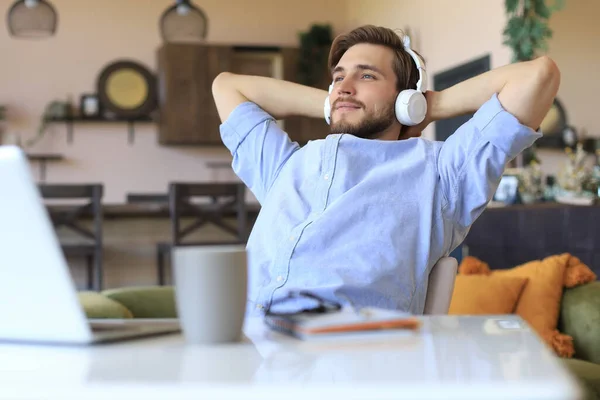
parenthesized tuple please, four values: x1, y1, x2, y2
(264, 307, 421, 340)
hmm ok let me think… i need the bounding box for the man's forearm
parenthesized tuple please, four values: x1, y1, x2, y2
(212, 72, 327, 122)
(429, 56, 560, 130)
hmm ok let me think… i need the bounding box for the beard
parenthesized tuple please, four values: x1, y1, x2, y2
(329, 99, 396, 139)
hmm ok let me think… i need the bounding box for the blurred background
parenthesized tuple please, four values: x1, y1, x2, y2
(1, 0, 598, 289)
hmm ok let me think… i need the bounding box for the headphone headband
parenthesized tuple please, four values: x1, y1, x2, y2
(402, 36, 427, 93)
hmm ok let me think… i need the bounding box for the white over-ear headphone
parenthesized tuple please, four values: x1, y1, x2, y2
(324, 35, 427, 127)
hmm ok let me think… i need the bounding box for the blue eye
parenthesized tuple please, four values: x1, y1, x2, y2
(362, 74, 374, 79)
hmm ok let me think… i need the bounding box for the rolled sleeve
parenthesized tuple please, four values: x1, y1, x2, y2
(220, 102, 271, 154)
(471, 93, 542, 159)
(437, 93, 542, 236)
(219, 102, 299, 204)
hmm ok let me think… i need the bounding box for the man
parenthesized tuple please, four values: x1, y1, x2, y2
(212, 25, 560, 315)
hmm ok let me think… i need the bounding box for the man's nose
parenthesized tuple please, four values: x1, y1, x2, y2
(337, 78, 355, 96)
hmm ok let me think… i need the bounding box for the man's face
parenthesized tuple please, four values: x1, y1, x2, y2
(329, 43, 399, 139)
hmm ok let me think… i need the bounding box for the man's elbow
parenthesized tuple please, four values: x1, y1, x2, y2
(212, 72, 234, 97)
(533, 56, 561, 97)
(211, 72, 247, 123)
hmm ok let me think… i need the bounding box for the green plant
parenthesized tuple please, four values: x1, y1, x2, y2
(297, 24, 333, 87)
(503, 0, 565, 62)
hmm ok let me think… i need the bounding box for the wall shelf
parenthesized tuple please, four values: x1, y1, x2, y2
(44, 116, 156, 145)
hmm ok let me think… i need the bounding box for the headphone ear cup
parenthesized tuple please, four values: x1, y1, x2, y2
(395, 89, 427, 126)
(324, 96, 332, 125)
(324, 83, 334, 125)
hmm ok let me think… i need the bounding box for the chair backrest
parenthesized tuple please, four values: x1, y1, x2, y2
(168, 182, 247, 245)
(423, 256, 458, 315)
(38, 184, 103, 245)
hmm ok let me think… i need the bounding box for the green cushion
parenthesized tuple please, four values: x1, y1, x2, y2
(78, 291, 133, 319)
(560, 282, 600, 364)
(101, 286, 177, 318)
(562, 358, 600, 400)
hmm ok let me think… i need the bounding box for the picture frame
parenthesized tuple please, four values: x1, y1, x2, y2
(80, 94, 101, 118)
(493, 175, 520, 205)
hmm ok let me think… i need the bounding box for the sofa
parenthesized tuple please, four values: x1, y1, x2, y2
(558, 281, 600, 399)
(80, 281, 600, 400)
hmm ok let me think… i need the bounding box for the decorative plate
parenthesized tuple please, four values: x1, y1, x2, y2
(97, 60, 157, 119)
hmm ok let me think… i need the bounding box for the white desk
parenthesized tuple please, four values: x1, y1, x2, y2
(0, 315, 582, 400)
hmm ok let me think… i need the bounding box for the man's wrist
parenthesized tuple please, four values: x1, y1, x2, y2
(426, 89, 475, 122)
(425, 90, 442, 123)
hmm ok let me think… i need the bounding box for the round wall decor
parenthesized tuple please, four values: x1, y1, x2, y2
(97, 60, 157, 118)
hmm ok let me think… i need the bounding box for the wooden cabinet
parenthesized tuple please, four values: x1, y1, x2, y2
(157, 44, 331, 146)
(157, 43, 232, 145)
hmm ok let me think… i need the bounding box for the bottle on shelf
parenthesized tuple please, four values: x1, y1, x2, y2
(544, 175, 557, 202)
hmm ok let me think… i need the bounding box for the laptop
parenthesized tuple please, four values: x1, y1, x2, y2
(0, 146, 180, 344)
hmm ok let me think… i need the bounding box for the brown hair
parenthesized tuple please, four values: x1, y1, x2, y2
(328, 24, 421, 98)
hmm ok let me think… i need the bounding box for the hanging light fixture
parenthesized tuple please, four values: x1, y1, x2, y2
(159, 0, 208, 43)
(6, 0, 58, 38)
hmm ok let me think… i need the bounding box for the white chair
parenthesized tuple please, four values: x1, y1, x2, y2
(423, 256, 458, 315)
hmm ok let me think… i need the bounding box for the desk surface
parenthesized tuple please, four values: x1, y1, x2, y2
(0, 316, 581, 400)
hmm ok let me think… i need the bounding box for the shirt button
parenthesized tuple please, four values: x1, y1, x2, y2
(276, 275, 284, 282)
(289, 236, 295, 242)
(324, 174, 330, 180)
(255, 304, 264, 310)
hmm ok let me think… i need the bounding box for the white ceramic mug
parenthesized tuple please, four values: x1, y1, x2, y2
(172, 245, 247, 345)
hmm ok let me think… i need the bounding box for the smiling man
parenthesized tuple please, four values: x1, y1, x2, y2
(212, 25, 560, 315)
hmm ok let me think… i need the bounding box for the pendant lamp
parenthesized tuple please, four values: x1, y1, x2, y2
(159, 0, 208, 43)
(6, 0, 58, 38)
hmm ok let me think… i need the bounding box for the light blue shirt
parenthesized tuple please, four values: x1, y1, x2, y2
(220, 94, 540, 316)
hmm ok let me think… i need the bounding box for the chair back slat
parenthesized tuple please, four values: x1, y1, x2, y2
(171, 182, 240, 198)
(39, 184, 103, 199)
(168, 182, 247, 245)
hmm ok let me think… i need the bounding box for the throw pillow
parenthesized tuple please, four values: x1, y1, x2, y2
(458, 256, 492, 275)
(449, 274, 529, 315)
(564, 254, 598, 288)
(78, 291, 133, 319)
(461, 253, 574, 357)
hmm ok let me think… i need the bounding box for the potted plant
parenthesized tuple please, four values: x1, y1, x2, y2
(503, 0, 565, 62)
(503, 0, 565, 168)
(297, 24, 333, 88)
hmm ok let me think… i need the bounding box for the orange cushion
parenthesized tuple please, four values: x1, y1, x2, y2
(449, 274, 529, 315)
(563, 254, 597, 288)
(492, 254, 573, 357)
(455, 253, 597, 357)
(458, 256, 492, 275)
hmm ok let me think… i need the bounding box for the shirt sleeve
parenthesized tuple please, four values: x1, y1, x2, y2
(436, 93, 542, 231)
(220, 102, 300, 204)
